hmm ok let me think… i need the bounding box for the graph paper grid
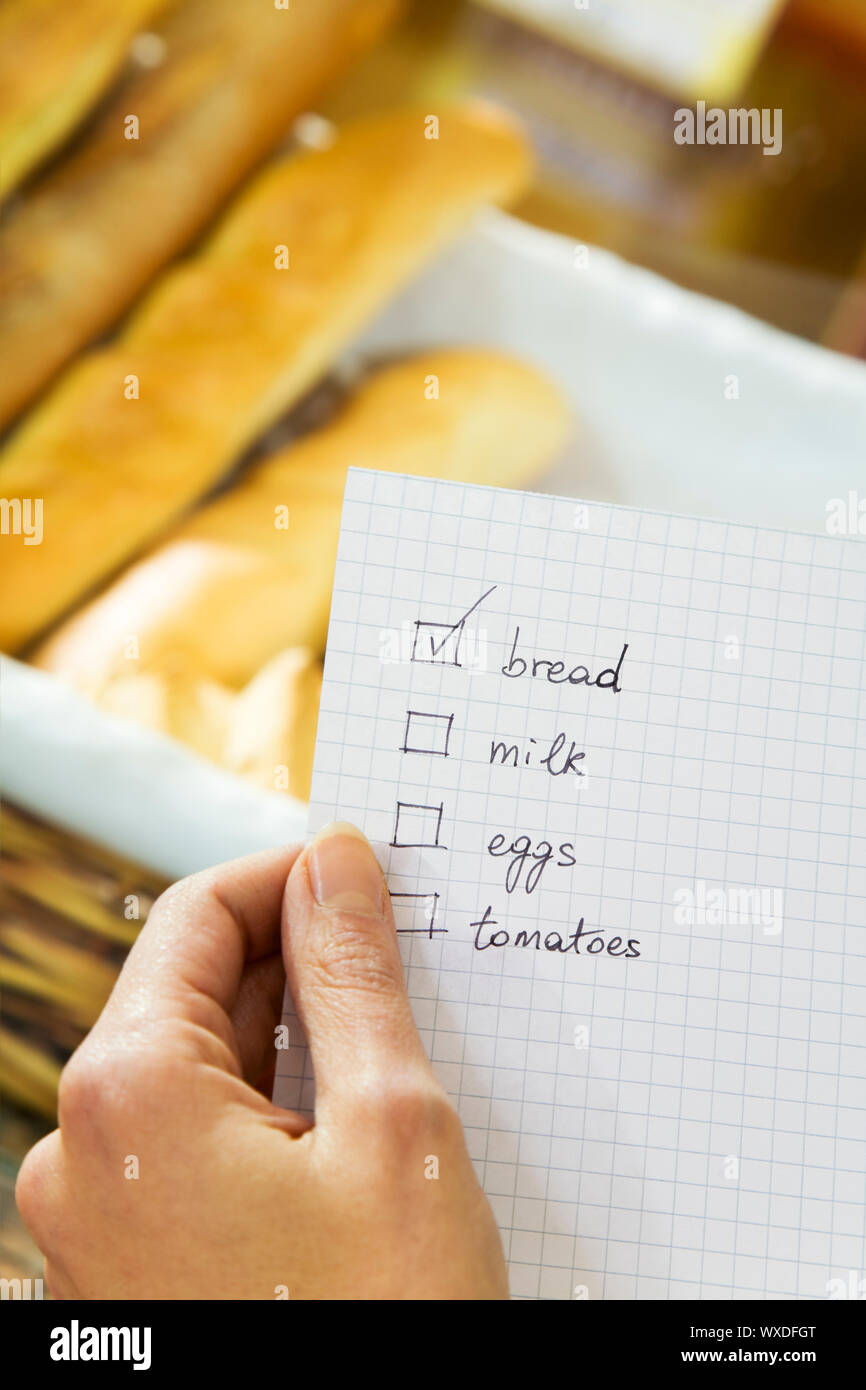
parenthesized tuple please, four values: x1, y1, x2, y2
(274, 468, 866, 1301)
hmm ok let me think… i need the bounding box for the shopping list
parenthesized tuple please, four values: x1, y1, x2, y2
(274, 468, 866, 1300)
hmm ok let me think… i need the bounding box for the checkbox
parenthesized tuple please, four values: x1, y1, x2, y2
(390, 891, 445, 938)
(390, 800, 447, 849)
(411, 619, 465, 666)
(410, 585, 496, 667)
(401, 710, 454, 757)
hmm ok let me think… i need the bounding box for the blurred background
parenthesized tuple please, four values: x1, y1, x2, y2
(2, 0, 865, 1286)
(329, 0, 866, 354)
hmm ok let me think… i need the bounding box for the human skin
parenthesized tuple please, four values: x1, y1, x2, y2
(15, 823, 508, 1299)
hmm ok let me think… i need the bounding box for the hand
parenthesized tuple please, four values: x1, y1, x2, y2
(16, 824, 508, 1299)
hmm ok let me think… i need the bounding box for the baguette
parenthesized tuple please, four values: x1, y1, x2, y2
(0, 0, 170, 197)
(0, 104, 531, 651)
(0, 0, 402, 427)
(34, 350, 569, 689)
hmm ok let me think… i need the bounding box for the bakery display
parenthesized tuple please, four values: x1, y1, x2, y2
(0, 104, 531, 652)
(0, 8, 569, 869)
(34, 350, 568, 690)
(33, 350, 567, 796)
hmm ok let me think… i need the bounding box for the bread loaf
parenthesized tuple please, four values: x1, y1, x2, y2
(0, 0, 402, 426)
(94, 649, 321, 799)
(0, 0, 169, 196)
(34, 350, 569, 688)
(224, 649, 322, 801)
(0, 105, 531, 650)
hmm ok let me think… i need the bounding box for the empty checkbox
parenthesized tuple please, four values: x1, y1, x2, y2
(390, 800, 447, 849)
(401, 710, 454, 757)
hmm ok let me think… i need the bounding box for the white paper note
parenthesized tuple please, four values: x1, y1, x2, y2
(274, 468, 866, 1300)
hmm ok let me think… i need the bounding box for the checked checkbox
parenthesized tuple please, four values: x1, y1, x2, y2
(410, 585, 496, 667)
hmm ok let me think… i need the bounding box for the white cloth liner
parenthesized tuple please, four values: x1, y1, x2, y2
(0, 658, 306, 880)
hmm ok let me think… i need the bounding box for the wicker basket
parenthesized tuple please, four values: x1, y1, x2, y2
(0, 804, 166, 1120)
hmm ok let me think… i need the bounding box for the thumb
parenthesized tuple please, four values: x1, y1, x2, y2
(282, 823, 433, 1121)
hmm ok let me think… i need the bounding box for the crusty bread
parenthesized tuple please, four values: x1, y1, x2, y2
(224, 649, 323, 801)
(0, 0, 170, 197)
(96, 668, 234, 765)
(0, 0, 402, 427)
(0, 104, 531, 652)
(94, 648, 321, 799)
(34, 350, 569, 689)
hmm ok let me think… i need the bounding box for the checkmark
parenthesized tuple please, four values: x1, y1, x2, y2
(411, 585, 497, 667)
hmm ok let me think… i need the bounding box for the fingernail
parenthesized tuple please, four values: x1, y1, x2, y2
(308, 822, 384, 916)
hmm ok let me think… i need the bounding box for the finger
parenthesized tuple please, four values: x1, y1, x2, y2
(229, 952, 286, 1083)
(282, 823, 432, 1119)
(15, 1130, 66, 1256)
(85, 845, 302, 1069)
